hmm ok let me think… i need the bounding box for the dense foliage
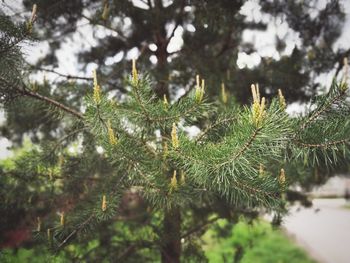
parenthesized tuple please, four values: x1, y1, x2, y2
(0, 2, 350, 262)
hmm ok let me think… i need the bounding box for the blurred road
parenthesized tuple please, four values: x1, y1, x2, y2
(284, 199, 350, 263)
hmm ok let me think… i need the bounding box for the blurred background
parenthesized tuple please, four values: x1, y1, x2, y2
(0, 0, 350, 262)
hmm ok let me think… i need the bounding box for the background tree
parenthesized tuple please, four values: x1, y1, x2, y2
(1, 0, 347, 143)
(9, 0, 349, 99)
(1, 1, 350, 262)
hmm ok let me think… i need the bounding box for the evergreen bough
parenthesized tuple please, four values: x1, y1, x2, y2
(0, 9, 349, 262)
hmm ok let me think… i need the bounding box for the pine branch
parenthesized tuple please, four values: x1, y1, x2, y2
(0, 36, 25, 55)
(81, 14, 128, 42)
(181, 216, 220, 239)
(41, 127, 87, 160)
(88, 103, 158, 158)
(22, 88, 84, 119)
(27, 65, 129, 93)
(56, 214, 95, 250)
(132, 85, 153, 122)
(293, 138, 349, 148)
(297, 90, 344, 134)
(127, 83, 201, 124)
(54, 171, 128, 250)
(1, 77, 84, 118)
(233, 178, 278, 200)
(133, 163, 163, 193)
(117, 244, 138, 261)
(149, 103, 198, 122)
(216, 127, 261, 169)
(196, 116, 237, 142)
(116, 241, 154, 261)
(30, 66, 93, 81)
(334, 49, 350, 78)
(177, 81, 195, 102)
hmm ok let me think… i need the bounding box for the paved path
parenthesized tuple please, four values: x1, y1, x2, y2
(283, 199, 350, 263)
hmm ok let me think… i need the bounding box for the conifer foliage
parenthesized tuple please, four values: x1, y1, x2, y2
(0, 7, 350, 262)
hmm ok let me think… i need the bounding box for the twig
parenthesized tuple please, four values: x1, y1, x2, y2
(181, 216, 220, 239)
(233, 178, 277, 199)
(81, 14, 128, 42)
(0, 77, 84, 119)
(30, 67, 93, 81)
(28, 65, 128, 93)
(217, 127, 261, 169)
(114, 240, 155, 262)
(115, 244, 137, 261)
(295, 91, 344, 138)
(233, 128, 260, 159)
(56, 214, 95, 249)
(22, 88, 84, 119)
(293, 138, 349, 148)
(334, 49, 350, 78)
(132, 84, 152, 122)
(196, 117, 237, 142)
(176, 85, 194, 102)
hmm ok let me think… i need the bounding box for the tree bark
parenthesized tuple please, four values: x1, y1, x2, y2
(153, 3, 181, 261)
(154, 31, 170, 99)
(161, 207, 181, 263)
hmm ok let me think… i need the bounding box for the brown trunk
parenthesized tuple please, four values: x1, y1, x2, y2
(161, 207, 181, 263)
(153, 5, 180, 261)
(154, 29, 170, 99)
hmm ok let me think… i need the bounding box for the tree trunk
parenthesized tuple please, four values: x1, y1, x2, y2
(154, 31, 170, 99)
(161, 207, 181, 263)
(153, 4, 180, 261)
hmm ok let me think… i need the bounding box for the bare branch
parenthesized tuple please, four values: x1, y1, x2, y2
(1, 77, 84, 119)
(181, 216, 220, 239)
(56, 214, 95, 250)
(30, 66, 93, 81)
(28, 65, 129, 94)
(23, 88, 84, 119)
(81, 14, 128, 42)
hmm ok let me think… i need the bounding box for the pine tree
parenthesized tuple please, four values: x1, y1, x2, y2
(15, 0, 347, 103)
(1, 4, 350, 262)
